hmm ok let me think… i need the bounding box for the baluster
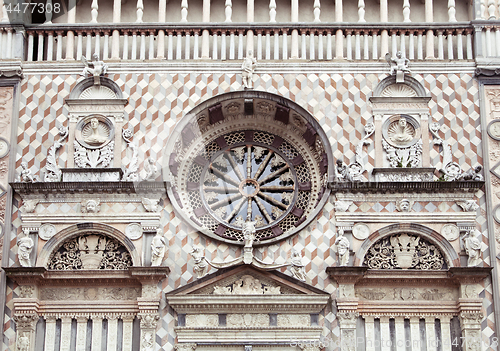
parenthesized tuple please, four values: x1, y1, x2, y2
(136, 0, 144, 22)
(38, 32, 44, 61)
(447, 29, 453, 59)
(257, 30, 263, 60)
(457, 30, 463, 59)
(230, 30, 236, 60)
(95, 30, 100, 57)
(265, 30, 271, 59)
(6, 28, 11, 58)
(56, 31, 63, 60)
(0, 30, 4, 59)
(212, 32, 218, 59)
(372, 30, 378, 59)
(269, 0, 276, 22)
(140, 31, 146, 60)
(282, 31, 288, 59)
(346, 31, 352, 60)
(403, 0, 410, 22)
(358, 0, 365, 22)
(489, 0, 496, 19)
(437, 30, 444, 59)
(123, 31, 129, 59)
(466, 30, 473, 59)
(400, 30, 406, 57)
(90, 0, 98, 23)
(408, 31, 414, 59)
(176, 31, 182, 59)
(486, 26, 493, 56)
(354, 30, 361, 60)
(193, 31, 199, 59)
(326, 30, 332, 60)
(225, 0, 232, 22)
(448, 0, 456, 22)
(363, 32, 369, 59)
(167, 31, 173, 59)
(335, 29, 343, 59)
(318, 31, 324, 60)
(85, 32, 92, 58)
(417, 30, 423, 59)
(314, 0, 321, 22)
(46, 0, 53, 23)
(103, 30, 110, 59)
(496, 28, 500, 56)
(221, 31, 227, 60)
(391, 30, 397, 56)
(301, 31, 307, 59)
(238, 32, 244, 59)
(309, 31, 315, 60)
(77, 31, 83, 60)
(274, 30, 279, 59)
(131, 31, 137, 59)
(181, 0, 188, 22)
(27, 32, 34, 61)
(44, 317, 57, 351)
(155, 29, 163, 59)
(184, 31, 190, 59)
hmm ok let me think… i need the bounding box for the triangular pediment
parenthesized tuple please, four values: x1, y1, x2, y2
(167, 265, 328, 296)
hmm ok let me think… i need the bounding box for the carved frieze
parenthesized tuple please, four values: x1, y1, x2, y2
(227, 314, 269, 327)
(40, 287, 141, 300)
(185, 314, 218, 328)
(356, 287, 456, 301)
(277, 314, 310, 327)
(212, 275, 281, 295)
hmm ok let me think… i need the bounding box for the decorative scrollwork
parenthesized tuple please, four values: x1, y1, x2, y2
(363, 233, 446, 270)
(48, 234, 132, 270)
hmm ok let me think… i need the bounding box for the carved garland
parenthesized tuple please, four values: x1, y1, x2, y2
(363, 233, 446, 270)
(48, 234, 132, 270)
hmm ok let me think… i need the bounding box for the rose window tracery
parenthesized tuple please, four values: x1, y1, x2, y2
(48, 234, 132, 270)
(166, 92, 333, 245)
(363, 233, 446, 270)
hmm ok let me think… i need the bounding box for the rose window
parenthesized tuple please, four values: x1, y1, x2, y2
(165, 92, 334, 245)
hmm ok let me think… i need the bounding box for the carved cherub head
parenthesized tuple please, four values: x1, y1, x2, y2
(396, 198, 413, 212)
(82, 199, 101, 213)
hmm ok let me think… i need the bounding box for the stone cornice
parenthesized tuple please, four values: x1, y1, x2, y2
(10, 181, 167, 195)
(4, 266, 170, 286)
(326, 267, 492, 286)
(328, 180, 484, 193)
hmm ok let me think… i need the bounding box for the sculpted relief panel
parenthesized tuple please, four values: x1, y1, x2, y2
(356, 287, 457, 301)
(40, 287, 141, 300)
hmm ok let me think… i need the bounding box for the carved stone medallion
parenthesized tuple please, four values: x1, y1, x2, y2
(488, 120, 500, 141)
(75, 115, 114, 149)
(352, 223, 370, 240)
(125, 223, 143, 240)
(382, 115, 421, 148)
(441, 224, 460, 242)
(0, 137, 9, 159)
(39, 224, 57, 241)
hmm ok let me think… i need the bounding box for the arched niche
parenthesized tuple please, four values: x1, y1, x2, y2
(164, 90, 334, 246)
(354, 223, 459, 268)
(37, 222, 141, 268)
(373, 75, 427, 98)
(68, 77, 124, 100)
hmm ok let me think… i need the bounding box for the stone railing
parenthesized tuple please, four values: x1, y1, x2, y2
(0, 22, 476, 62)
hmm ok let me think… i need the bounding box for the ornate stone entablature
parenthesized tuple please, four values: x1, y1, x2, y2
(165, 91, 334, 246)
(167, 266, 330, 349)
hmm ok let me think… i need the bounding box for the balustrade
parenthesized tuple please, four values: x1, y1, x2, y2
(14, 23, 475, 62)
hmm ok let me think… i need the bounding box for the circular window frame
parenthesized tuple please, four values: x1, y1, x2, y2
(164, 91, 334, 246)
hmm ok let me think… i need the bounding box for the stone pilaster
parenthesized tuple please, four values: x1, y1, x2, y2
(459, 311, 482, 351)
(336, 311, 358, 351)
(13, 313, 39, 351)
